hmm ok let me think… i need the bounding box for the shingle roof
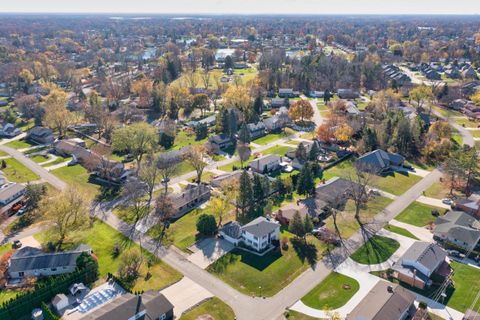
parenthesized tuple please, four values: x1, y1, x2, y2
(400, 242, 446, 274)
(0, 183, 26, 202)
(241, 217, 279, 238)
(434, 211, 480, 247)
(249, 154, 281, 170)
(356, 149, 404, 173)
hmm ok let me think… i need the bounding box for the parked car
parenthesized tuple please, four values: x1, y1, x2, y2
(442, 198, 453, 205)
(122, 154, 134, 163)
(17, 208, 26, 216)
(12, 240, 22, 249)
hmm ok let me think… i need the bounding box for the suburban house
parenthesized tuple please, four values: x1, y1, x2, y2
(220, 217, 280, 252)
(80, 291, 174, 320)
(269, 98, 289, 109)
(278, 88, 296, 98)
(0, 123, 21, 138)
(208, 134, 234, 153)
(211, 170, 276, 193)
(186, 114, 216, 129)
(8, 244, 92, 279)
(169, 184, 211, 219)
(263, 109, 289, 132)
(392, 242, 451, 289)
(246, 122, 266, 140)
(337, 89, 360, 99)
(248, 154, 281, 174)
(434, 211, 480, 251)
(0, 183, 26, 207)
(302, 177, 364, 216)
(308, 90, 325, 98)
(355, 149, 405, 174)
(275, 202, 310, 225)
(27, 126, 55, 145)
(346, 281, 416, 320)
(453, 198, 480, 217)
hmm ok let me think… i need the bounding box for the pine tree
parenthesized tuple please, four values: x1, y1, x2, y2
(309, 142, 320, 161)
(228, 110, 238, 137)
(289, 211, 305, 238)
(297, 163, 315, 195)
(238, 123, 251, 144)
(253, 96, 264, 116)
(303, 215, 314, 240)
(237, 170, 254, 221)
(296, 143, 307, 162)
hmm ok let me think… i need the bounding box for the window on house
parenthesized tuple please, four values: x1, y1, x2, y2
(160, 313, 166, 320)
(19, 272, 24, 277)
(254, 236, 258, 240)
(51, 268, 57, 271)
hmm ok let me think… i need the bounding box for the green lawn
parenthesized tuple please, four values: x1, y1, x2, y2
(0, 243, 11, 257)
(208, 230, 329, 297)
(41, 155, 72, 167)
(470, 130, 480, 138)
(432, 106, 464, 118)
(51, 164, 101, 200)
(34, 220, 182, 292)
(301, 272, 359, 309)
(284, 310, 319, 320)
(395, 201, 444, 227)
(2, 158, 39, 182)
(179, 297, 235, 320)
(4, 139, 36, 150)
(0, 290, 22, 305)
(323, 196, 393, 240)
(448, 261, 480, 313)
(261, 145, 290, 156)
(350, 235, 400, 265)
(30, 154, 51, 163)
(325, 160, 422, 196)
(454, 117, 479, 128)
(424, 182, 453, 199)
(218, 155, 254, 172)
(384, 224, 419, 240)
(172, 129, 209, 150)
(253, 133, 286, 145)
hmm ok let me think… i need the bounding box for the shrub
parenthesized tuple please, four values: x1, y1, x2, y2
(196, 214, 217, 236)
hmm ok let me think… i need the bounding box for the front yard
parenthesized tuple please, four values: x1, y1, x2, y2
(51, 164, 102, 200)
(448, 261, 480, 313)
(253, 133, 287, 145)
(384, 224, 419, 240)
(2, 158, 39, 182)
(261, 145, 290, 156)
(4, 139, 36, 150)
(395, 201, 445, 227)
(179, 297, 235, 320)
(207, 230, 329, 297)
(350, 235, 400, 265)
(301, 272, 359, 309)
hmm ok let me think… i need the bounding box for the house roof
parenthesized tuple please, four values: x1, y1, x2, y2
(28, 126, 53, 138)
(356, 149, 404, 173)
(276, 202, 309, 220)
(399, 242, 447, 274)
(347, 281, 415, 320)
(247, 122, 266, 132)
(9, 245, 92, 273)
(82, 291, 173, 320)
(221, 221, 242, 239)
(208, 134, 232, 145)
(434, 211, 480, 247)
(249, 154, 281, 170)
(241, 217, 279, 238)
(0, 183, 25, 202)
(170, 183, 211, 210)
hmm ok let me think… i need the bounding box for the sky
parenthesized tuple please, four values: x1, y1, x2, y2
(1, 0, 479, 15)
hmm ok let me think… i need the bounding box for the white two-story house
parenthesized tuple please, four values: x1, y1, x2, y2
(220, 217, 280, 252)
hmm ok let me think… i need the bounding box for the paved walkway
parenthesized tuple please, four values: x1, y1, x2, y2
(417, 195, 451, 209)
(160, 277, 213, 316)
(389, 219, 434, 242)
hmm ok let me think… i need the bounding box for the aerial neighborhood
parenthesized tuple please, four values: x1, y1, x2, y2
(0, 9, 479, 320)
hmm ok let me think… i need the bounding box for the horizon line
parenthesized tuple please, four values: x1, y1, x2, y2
(1, 12, 480, 16)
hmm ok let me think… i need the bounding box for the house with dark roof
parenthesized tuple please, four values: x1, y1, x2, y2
(27, 126, 55, 145)
(169, 184, 211, 219)
(208, 134, 234, 153)
(275, 202, 310, 225)
(0, 123, 21, 138)
(269, 98, 289, 109)
(434, 211, 480, 251)
(278, 88, 296, 98)
(246, 121, 266, 140)
(8, 244, 92, 279)
(346, 281, 416, 320)
(248, 154, 281, 174)
(0, 183, 26, 206)
(453, 198, 480, 217)
(337, 89, 360, 99)
(80, 290, 173, 320)
(220, 217, 280, 252)
(392, 242, 451, 289)
(355, 149, 405, 174)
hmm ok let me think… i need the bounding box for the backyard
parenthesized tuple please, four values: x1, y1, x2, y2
(350, 235, 400, 265)
(301, 272, 359, 309)
(179, 297, 235, 320)
(208, 230, 329, 297)
(395, 201, 444, 227)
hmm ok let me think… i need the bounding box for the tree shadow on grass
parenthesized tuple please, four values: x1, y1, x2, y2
(291, 238, 318, 269)
(236, 248, 282, 271)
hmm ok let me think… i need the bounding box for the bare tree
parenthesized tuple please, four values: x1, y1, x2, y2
(184, 145, 208, 184)
(157, 156, 178, 194)
(200, 68, 211, 90)
(151, 194, 175, 243)
(138, 154, 161, 208)
(345, 165, 375, 222)
(119, 177, 149, 225)
(237, 144, 251, 169)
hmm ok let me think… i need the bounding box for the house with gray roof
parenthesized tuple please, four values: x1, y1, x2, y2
(169, 183, 211, 219)
(0, 183, 26, 206)
(8, 244, 92, 279)
(392, 242, 451, 289)
(434, 211, 480, 251)
(355, 149, 405, 174)
(249, 154, 281, 174)
(246, 121, 266, 140)
(346, 281, 416, 320)
(220, 217, 280, 252)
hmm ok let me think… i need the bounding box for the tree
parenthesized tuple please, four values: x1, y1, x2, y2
(192, 93, 210, 116)
(184, 145, 208, 184)
(459, 147, 479, 195)
(316, 123, 334, 143)
(120, 177, 149, 224)
(157, 155, 178, 194)
(296, 143, 308, 162)
(118, 249, 143, 284)
(224, 55, 234, 70)
(39, 189, 90, 250)
(138, 155, 161, 208)
(288, 100, 314, 123)
(19, 69, 34, 92)
(42, 88, 77, 137)
(223, 85, 251, 115)
(24, 183, 47, 210)
(303, 215, 314, 238)
(471, 90, 480, 106)
(15, 94, 39, 119)
(346, 166, 373, 221)
(289, 211, 306, 238)
(152, 193, 175, 242)
(253, 96, 264, 116)
(152, 81, 168, 115)
(195, 123, 208, 140)
(238, 123, 251, 144)
(237, 170, 254, 220)
(112, 122, 157, 171)
(442, 152, 463, 196)
(131, 78, 153, 109)
(409, 85, 434, 112)
(196, 214, 217, 235)
(309, 142, 320, 161)
(237, 143, 252, 169)
(334, 123, 353, 143)
(297, 162, 315, 196)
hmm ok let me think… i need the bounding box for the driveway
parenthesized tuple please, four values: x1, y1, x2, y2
(187, 238, 234, 269)
(160, 277, 213, 316)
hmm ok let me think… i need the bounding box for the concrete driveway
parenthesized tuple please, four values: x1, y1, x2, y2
(187, 238, 234, 269)
(160, 277, 213, 316)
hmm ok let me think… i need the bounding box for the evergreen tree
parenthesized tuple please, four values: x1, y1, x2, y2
(392, 117, 414, 155)
(323, 90, 332, 103)
(195, 123, 208, 141)
(217, 108, 229, 134)
(297, 163, 315, 195)
(237, 170, 254, 220)
(296, 143, 308, 162)
(309, 142, 320, 161)
(224, 55, 234, 70)
(238, 123, 251, 144)
(289, 211, 305, 238)
(228, 110, 238, 137)
(303, 215, 314, 239)
(362, 127, 378, 152)
(253, 96, 264, 116)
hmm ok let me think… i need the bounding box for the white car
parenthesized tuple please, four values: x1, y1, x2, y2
(441, 198, 453, 205)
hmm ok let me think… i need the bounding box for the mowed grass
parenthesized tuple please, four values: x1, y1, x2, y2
(51, 164, 101, 200)
(424, 182, 454, 199)
(384, 224, 419, 240)
(172, 129, 209, 150)
(350, 235, 400, 265)
(448, 261, 480, 313)
(323, 196, 393, 240)
(284, 310, 319, 320)
(208, 230, 329, 297)
(261, 145, 290, 156)
(35, 220, 182, 292)
(4, 139, 36, 150)
(301, 272, 359, 309)
(326, 160, 422, 196)
(454, 117, 479, 128)
(253, 133, 287, 145)
(395, 201, 444, 227)
(2, 158, 39, 182)
(179, 297, 235, 320)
